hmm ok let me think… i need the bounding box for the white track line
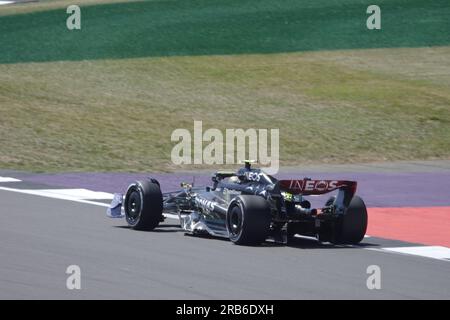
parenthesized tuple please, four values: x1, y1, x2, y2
(0, 177, 22, 183)
(381, 246, 450, 261)
(0, 1, 14, 5)
(0, 186, 110, 208)
(28, 188, 114, 200)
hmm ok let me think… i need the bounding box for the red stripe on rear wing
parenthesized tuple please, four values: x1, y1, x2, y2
(278, 179, 357, 196)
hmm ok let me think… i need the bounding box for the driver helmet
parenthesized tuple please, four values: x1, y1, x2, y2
(228, 176, 240, 184)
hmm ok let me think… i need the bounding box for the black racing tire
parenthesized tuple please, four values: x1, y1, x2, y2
(329, 195, 368, 244)
(286, 223, 298, 242)
(124, 179, 163, 231)
(226, 195, 272, 245)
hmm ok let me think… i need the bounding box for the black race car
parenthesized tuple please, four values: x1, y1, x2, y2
(107, 161, 367, 245)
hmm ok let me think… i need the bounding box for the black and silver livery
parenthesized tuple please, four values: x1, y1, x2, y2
(107, 161, 367, 246)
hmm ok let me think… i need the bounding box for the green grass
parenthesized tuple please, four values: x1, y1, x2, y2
(1, 48, 449, 172)
(0, 0, 449, 172)
(0, 0, 449, 63)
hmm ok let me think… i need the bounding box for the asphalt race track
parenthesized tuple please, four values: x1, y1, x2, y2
(0, 161, 449, 299)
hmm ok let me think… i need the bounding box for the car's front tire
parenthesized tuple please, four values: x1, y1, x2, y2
(124, 179, 163, 231)
(226, 195, 271, 245)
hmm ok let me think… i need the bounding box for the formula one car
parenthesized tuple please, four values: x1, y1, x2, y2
(107, 161, 367, 245)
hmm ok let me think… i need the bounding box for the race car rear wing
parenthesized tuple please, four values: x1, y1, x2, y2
(278, 179, 357, 212)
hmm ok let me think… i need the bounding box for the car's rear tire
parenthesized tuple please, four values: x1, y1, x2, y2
(329, 195, 368, 244)
(124, 179, 163, 231)
(226, 195, 271, 245)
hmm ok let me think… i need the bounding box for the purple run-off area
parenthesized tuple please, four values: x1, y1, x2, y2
(21, 171, 450, 208)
